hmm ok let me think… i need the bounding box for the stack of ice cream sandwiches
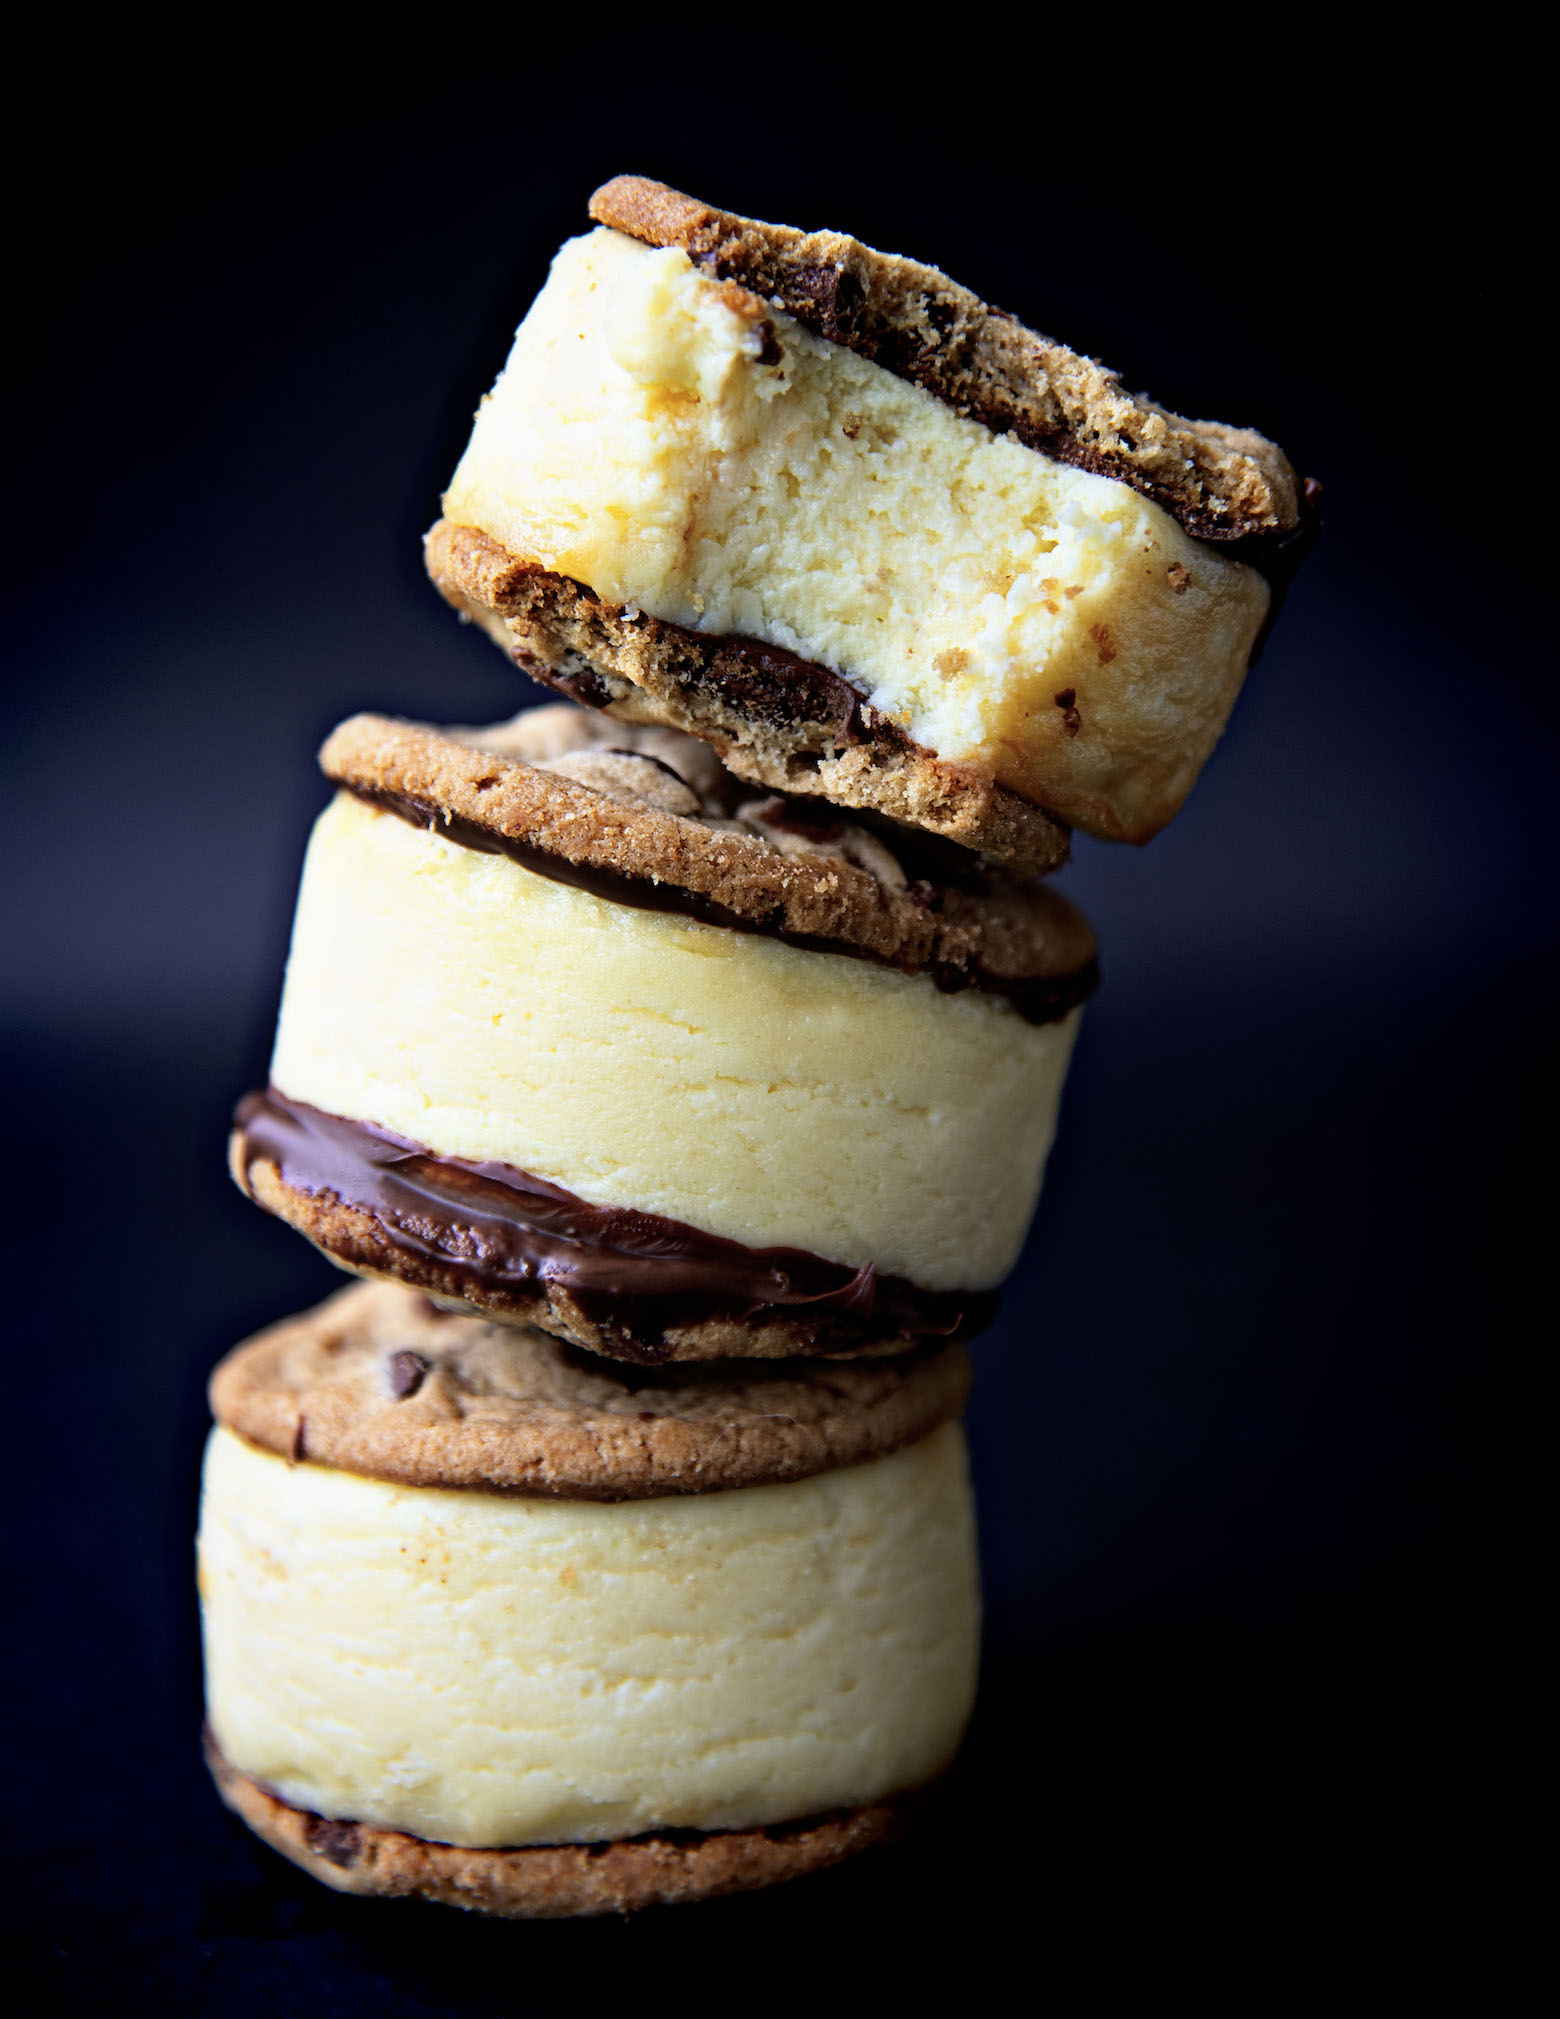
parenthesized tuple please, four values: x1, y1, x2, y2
(199, 177, 1313, 1918)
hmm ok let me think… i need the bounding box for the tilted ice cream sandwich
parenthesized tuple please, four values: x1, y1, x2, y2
(200, 1282, 979, 1917)
(427, 176, 1316, 869)
(231, 704, 1094, 1363)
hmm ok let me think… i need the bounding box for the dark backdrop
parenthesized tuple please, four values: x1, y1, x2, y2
(6, 63, 1544, 2011)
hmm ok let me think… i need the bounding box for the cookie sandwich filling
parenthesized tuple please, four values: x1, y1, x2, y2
(234, 709, 1092, 1350)
(432, 183, 1310, 849)
(198, 1288, 979, 1853)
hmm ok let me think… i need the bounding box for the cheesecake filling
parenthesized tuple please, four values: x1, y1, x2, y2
(198, 1421, 980, 1848)
(441, 226, 1271, 841)
(267, 792, 1080, 1292)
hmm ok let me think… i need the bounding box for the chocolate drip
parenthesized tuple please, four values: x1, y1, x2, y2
(236, 1092, 995, 1344)
(343, 783, 1096, 1026)
(1244, 478, 1323, 667)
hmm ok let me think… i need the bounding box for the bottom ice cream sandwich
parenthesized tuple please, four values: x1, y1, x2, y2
(198, 1283, 980, 1916)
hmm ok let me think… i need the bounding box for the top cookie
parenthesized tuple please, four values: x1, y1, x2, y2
(591, 176, 1311, 554)
(211, 1282, 973, 1498)
(322, 704, 1098, 1016)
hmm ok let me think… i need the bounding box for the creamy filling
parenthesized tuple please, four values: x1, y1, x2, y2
(268, 794, 1079, 1292)
(199, 1422, 979, 1847)
(441, 226, 1270, 841)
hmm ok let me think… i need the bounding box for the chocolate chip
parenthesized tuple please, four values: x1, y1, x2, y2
(790, 262, 863, 343)
(303, 1815, 362, 1868)
(514, 648, 614, 709)
(290, 1414, 308, 1462)
(554, 666, 615, 709)
(387, 1350, 430, 1400)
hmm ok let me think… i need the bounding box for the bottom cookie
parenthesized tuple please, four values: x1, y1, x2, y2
(234, 1122, 993, 1366)
(206, 1733, 904, 1918)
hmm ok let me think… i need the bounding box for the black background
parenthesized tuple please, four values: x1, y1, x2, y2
(5, 52, 1545, 2010)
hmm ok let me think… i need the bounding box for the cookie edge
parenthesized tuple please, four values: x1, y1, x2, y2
(231, 1143, 986, 1368)
(205, 1731, 903, 1919)
(425, 519, 1076, 870)
(207, 1281, 974, 1499)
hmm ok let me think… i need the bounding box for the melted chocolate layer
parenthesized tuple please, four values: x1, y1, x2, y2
(237, 1091, 995, 1343)
(345, 783, 1097, 1027)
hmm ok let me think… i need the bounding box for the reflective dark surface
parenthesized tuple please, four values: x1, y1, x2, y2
(6, 75, 1542, 2009)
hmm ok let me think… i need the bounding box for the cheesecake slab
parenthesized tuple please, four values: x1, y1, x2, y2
(199, 1283, 977, 1913)
(430, 179, 1315, 859)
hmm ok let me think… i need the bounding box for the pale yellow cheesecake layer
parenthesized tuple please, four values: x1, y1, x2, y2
(199, 1422, 979, 1847)
(268, 793, 1079, 1291)
(441, 226, 1270, 843)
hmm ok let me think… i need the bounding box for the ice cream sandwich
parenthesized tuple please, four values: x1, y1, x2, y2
(427, 176, 1315, 867)
(199, 1282, 978, 1916)
(231, 704, 1094, 1363)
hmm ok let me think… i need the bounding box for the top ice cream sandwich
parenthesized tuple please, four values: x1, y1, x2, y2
(429, 176, 1315, 870)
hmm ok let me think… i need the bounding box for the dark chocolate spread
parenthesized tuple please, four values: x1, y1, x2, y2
(236, 1090, 995, 1345)
(342, 782, 1097, 1027)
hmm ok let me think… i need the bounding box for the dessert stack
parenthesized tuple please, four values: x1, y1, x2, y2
(198, 178, 1313, 1917)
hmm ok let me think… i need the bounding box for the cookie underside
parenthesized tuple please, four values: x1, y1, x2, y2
(426, 520, 1071, 875)
(236, 1150, 963, 1363)
(207, 1734, 901, 1918)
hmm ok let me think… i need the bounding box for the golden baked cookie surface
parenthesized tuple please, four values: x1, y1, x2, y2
(320, 706, 1097, 987)
(210, 1282, 972, 1495)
